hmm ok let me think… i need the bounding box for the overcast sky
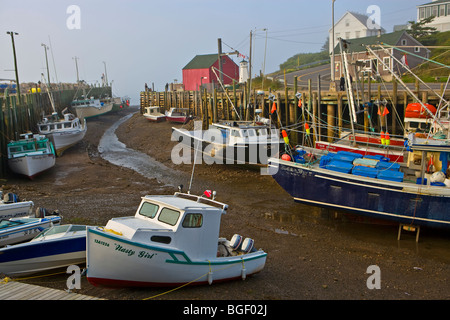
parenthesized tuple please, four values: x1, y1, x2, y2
(0, 0, 425, 103)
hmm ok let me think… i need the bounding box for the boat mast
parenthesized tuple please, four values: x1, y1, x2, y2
(364, 45, 446, 131)
(338, 38, 357, 143)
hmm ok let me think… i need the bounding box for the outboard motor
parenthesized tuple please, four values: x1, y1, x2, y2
(241, 238, 255, 253)
(3, 192, 19, 203)
(229, 234, 243, 251)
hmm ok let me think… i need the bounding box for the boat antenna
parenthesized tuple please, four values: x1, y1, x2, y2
(188, 121, 202, 194)
(41, 73, 57, 114)
(211, 67, 241, 120)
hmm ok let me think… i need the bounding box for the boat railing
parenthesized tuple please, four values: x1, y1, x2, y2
(174, 192, 228, 212)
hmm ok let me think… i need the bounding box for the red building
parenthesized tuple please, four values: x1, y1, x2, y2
(182, 54, 239, 91)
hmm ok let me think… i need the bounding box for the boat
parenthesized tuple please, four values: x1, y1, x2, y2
(38, 74, 87, 156)
(38, 110, 87, 156)
(86, 191, 267, 287)
(71, 96, 113, 120)
(7, 133, 56, 179)
(0, 192, 34, 220)
(268, 41, 450, 230)
(171, 120, 283, 165)
(166, 108, 192, 124)
(0, 224, 86, 276)
(143, 106, 166, 122)
(0, 214, 61, 247)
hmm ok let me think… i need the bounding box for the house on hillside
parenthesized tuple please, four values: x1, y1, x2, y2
(329, 11, 385, 54)
(417, 0, 450, 32)
(332, 31, 430, 81)
(182, 54, 239, 91)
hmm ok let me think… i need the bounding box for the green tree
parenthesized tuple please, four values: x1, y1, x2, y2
(407, 16, 438, 39)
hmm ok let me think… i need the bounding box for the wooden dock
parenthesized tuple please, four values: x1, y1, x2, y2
(0, 280, 104, 300)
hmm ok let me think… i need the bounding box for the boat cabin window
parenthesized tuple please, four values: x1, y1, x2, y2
(258, 129, 267, 136)
(247, 129, 256, 137)
(231, 130, 241, 137)
(139, 202, 159, 219)
(64, 123, 72, 129)
(182, 213, 203, 228)
(158, 207, 180, 226)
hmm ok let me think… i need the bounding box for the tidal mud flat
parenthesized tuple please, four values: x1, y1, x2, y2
(3, 106, 450, 300)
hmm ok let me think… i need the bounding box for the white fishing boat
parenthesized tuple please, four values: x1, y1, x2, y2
(71, 97, 113, 120)
(7, 133, 56, 179)
(38, 111, 87, 156)
(0, 192, 34, 220)
(0, 224, 86, 276)
(143, 106, 166, 122)
(86, 191, 267, 287)
(38, 74, 87, 156)
(0, 214, 61, 247)
(172, 119, 283, 164)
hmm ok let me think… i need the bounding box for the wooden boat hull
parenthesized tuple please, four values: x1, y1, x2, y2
(172, 127, 282, 165)
(143, 115, 166, 122)
(75, 102, 113, 119)
(47, 121, 87, 156)
(268, 157, 450, 229)
(86, 226, 267, 287)
(8, 154, 56, 179)
(0, 232, 85, 276)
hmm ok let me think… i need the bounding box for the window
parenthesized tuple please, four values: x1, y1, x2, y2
(420, 8, 425, 19)
(414, 47, 421, 53)
(432, 5, 438, 17)
(355, 31, 360, 38)
(401, 39, 407, 46)
(448, 4, 450, 15)
(158, 208, 180, 226)
(182, 214, 203, 228)
(345, 32, 350, 39)
(345, 19, 350, 27)
(139, 202, 159, 219)
(440, 5, 445, 16)
(383, 57, 391, 71)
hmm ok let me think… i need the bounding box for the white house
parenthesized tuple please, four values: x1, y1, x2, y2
(329, 11, 385, 53)
(417, 0, 450, 32)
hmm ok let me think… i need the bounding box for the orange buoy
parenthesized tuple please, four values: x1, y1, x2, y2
(385, 131, 390, 146)
(305, 123, 310, 135)
(281, 154, 291, 161)
(282, 130, 289, 144)
(271, 102, 277, 114)
(380, 131, 386, 145)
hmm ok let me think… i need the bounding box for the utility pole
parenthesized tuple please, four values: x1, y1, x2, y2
(331, 0, 336, 87)
(7, 31, 20, 105)
(217, 38, 223, 85)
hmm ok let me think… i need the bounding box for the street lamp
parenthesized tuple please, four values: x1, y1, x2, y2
(7, 31, 20, 104)
(331, 0, 336, 85)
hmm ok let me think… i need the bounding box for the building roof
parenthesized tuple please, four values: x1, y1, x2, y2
(329, 11, 385, 33)
(183, 54, 219, 70)
(418, 0, 450, 7)
(333, 30, 427, 54)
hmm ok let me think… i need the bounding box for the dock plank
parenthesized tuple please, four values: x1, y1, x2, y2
(0, 281, 104, 300)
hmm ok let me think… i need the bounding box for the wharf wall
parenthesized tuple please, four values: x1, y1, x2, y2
(140, 80, 449, 144)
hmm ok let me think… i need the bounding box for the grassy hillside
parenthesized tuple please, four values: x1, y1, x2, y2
(404, 30, 450, 82)
(278, 51, 329, 74)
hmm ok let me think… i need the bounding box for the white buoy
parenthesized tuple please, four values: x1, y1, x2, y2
(207, 271, 213, 285)
(241, 267, 247, 280)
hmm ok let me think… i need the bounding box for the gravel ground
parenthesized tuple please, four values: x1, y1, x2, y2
(3, 106, 450, 305)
